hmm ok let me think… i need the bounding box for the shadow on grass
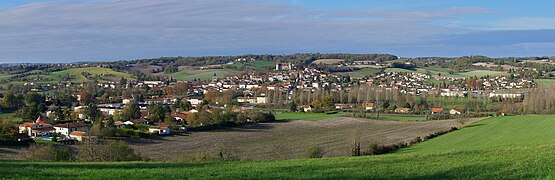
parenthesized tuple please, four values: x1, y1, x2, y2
(463, 123, 486, 128)
(0, 157, 519, 179)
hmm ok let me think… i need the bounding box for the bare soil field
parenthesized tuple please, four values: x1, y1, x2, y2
(472, 62, 518, 70)
(129, 117, 484, 161)
(312, 59, 344, 64)
(129, 64, 164, 76)
(0, 146, 26, 160)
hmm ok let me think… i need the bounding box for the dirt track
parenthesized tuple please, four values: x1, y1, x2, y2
(129, 117, 483, 161)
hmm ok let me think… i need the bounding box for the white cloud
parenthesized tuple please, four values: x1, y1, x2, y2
(0, 0, 487, 62)
(496, 17, 555, 30)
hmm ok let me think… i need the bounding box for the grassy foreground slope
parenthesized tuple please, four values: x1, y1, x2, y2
(3, 146, 555, 179)
(400, 115, 555, 154)
(4, 115, 555, 179)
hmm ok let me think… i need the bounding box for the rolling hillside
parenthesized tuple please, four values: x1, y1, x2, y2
(169, 69, 242, 81)
(400, 115, 555, 154)
(4, 115, 555, 179)
(48, 67, 135, 82)
(18, 67, 135, 84)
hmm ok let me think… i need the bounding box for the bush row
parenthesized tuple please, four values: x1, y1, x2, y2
(20, 140, 143, 162)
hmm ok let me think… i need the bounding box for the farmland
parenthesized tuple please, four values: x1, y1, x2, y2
(48, 67, 135, 82)
(361, 113, 429, 121)
(129, 64, 164, 75)
(5, 115, 555, 179)
(2, 146, 555, 179)
(400, 115, 555, 154)
(0, 74, 13, 81)
(7, 67, 136, 84)
(312, 59, 344, 64)
(341, 67, 382, 78)
(227, 61, 275, 70)
(274, 112, 346, 121)
(169, 69, 242, 81)
(243, 61, 275, 70)
(536, 79, 555, 86)
(128, 117, 479, 161)
(384, 68, 508, 78)
(4, 134, 555, 178)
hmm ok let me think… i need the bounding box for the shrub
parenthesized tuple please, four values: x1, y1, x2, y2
(304, 147, 323, 158)
(366, 144, 379, 155)
(77, 140, 142, 162)
(20, 144, 74, 161)
(366, 144, 400, 155)
(352, 141, 361, 156)
(248, 112, 275, 123)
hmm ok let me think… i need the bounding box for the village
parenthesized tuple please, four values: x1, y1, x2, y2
(9, 60, 537, 143)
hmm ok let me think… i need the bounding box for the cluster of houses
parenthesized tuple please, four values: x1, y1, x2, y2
(308, 101, 465, 115)
(18, 116, 174, 142)
(18, 117, 90, 141)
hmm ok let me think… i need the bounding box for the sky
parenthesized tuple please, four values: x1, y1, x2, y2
(1, 0, 555, 63)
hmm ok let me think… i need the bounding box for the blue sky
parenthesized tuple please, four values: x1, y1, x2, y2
(1, 0, 555, 63)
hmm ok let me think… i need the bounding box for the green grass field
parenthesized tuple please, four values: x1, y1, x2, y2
(4, 115, 555, 179)
(27, 67, 135, 83)
(400, 115, 555, 154)
(0, 112, 22, 123)
(275, 112, 346, 121)
(0, 74, 13, 81)
(385, 68, 508, 78)
(343, 68, 382, 78)
(457, 70, 508, 77)
(169, 69, 242, 81)
(365, 113, 428, 121)
(3, 143, 555, 179)
(228, 61, 275, 70)
(245, 61, 275, 70)
(536, 79, 555, 86)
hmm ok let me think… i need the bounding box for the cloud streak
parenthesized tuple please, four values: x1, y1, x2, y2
(0, 0, 552, 62)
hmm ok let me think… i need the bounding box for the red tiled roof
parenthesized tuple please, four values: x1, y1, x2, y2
(20, 122, 36, 127)
(54, 122, 88, 128)
(150, 124, 172, 130)
(130, 119, 148, 124)
(70, 131, 87, 136)
(31, 127, 55, 132)
(140, 110, 149, 117)
(171, 113, 186, 118)
(431, 108, 444, 113)
(36, 116, 43, 124)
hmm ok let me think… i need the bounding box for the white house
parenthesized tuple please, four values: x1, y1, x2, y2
(99, 108, 120, 116)
(69, 131, 89, 141)
(237, 97, 257, 104)
(124, 118, 149, 125)
(303, 105, 314, 112)
(187, 98, 204, 107)
(489, 92, 523, 99)
(122, 98, 134, 104)
(53, 122, 89, 137)
(364, 102, 374, 111)
(256, 96, 268, 104)
(335, 103, 354, 110)
(19, 117, 55, 138)
(148, 125, 173, 135)
(450, 108, 464, 115)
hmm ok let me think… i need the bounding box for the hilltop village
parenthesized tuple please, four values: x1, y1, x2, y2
(1, 54, 554, 145)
